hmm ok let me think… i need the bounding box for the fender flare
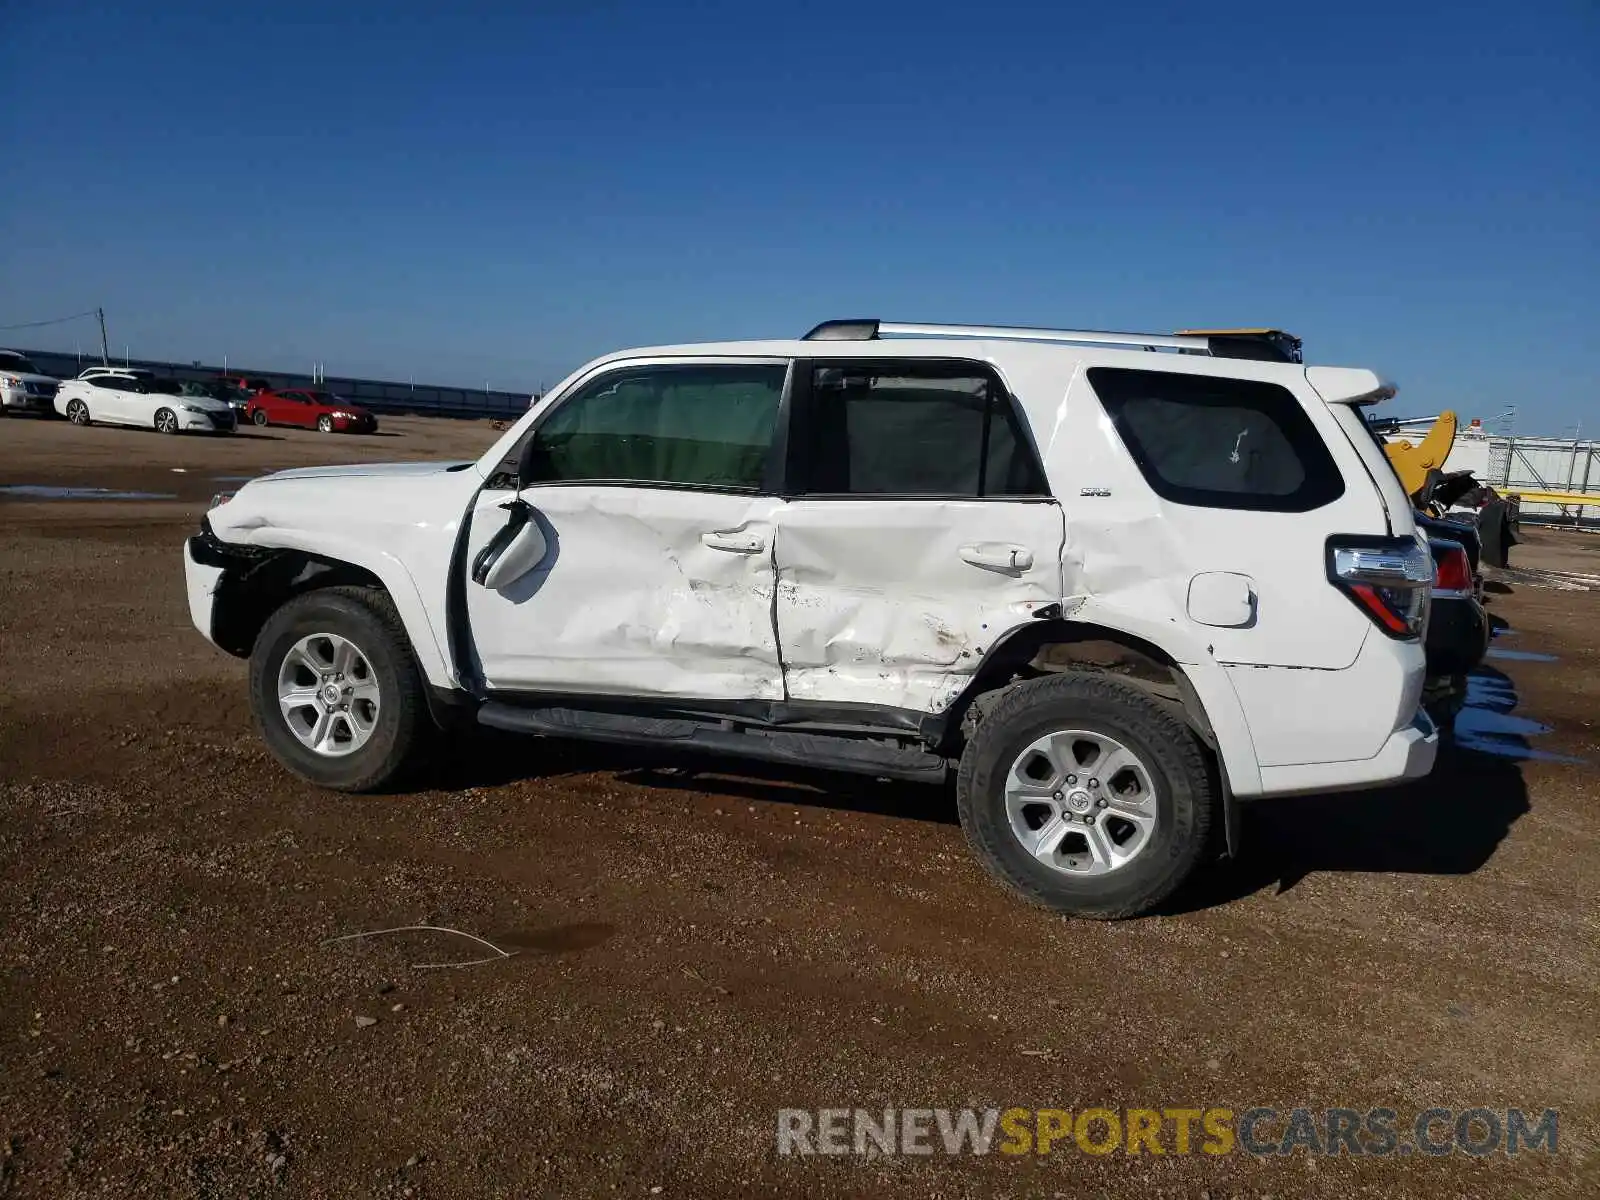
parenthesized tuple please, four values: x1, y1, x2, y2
(952, 614, 1263, 846)
(245, 527, 454, 688)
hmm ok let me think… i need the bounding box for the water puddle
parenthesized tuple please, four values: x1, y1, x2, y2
(1496, 567, 1600, 593)
(0, 484, 177, 501)
(1453, 670, 1585, 763)
(1486, 647, 1558, 663)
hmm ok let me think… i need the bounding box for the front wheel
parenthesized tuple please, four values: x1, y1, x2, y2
(249, 586, 430, 791)
(154, 407, 179, 435)
(252, 409, 269, 426)
(316, 414, 333, 433)
(956, 673, 1215, 919)
(66, 399, 92, 426)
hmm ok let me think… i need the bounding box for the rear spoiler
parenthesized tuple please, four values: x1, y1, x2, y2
(1306, 366, 1397, 406)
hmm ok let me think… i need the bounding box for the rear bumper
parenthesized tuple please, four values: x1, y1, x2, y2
(1223, 632, 1435, 797)
(1425, 594, 1490, 678)
(1255, 710, 1438, 796)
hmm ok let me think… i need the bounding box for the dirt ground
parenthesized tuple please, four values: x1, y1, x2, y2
(2, 413, 1597, 1199)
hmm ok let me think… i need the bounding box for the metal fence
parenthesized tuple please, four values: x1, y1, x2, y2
(1483, 436, 1599, 526)
(14, 347, 532, 420)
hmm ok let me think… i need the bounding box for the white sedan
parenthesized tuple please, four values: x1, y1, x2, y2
(54, 375, 237, 435)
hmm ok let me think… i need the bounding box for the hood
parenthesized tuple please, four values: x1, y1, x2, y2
(253, 460, 474, 483)
(2, 371, 59, 386)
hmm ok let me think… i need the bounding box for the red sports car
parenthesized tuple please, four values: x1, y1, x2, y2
(246, 389, 378, 433)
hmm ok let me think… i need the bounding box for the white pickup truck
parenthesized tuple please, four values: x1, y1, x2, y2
(184, 320, 1436, 918)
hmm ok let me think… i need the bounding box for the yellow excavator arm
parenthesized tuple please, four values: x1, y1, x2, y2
(1383, 410, 1457, 499)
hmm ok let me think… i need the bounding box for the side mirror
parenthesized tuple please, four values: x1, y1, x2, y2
(472, 499, 549, 590)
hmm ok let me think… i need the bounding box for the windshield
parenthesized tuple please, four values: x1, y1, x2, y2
(0, 353, 42, 375)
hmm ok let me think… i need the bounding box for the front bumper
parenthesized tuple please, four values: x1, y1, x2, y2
(1255, 709, 1439, 796)
(1, 389, 55, 413)
(184, 540, 225, 645)
(332, 414, 378, 433)
(179, 409, 237, 434)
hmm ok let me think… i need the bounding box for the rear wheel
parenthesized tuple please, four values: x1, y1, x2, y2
(67, 399, 91, 426)
(956, 673, 1215, 919)
(252, 409, 269, 426)
(316, 414, 333, 433)
(249, 586, 430, 791)
(154, 407, 179, 435)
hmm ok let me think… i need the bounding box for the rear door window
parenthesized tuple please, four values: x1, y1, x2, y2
(1088, 368, 1344, 512)
(796, 361, 1049, 497)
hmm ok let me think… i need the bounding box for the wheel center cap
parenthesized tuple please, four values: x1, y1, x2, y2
(1066, 789, 1093, 813)
(319, 683, 343, 708)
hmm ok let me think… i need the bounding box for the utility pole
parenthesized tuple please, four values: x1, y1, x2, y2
(96, 307, 109, 366)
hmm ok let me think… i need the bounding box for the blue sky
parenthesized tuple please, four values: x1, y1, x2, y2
(3, 1, 1596, 431)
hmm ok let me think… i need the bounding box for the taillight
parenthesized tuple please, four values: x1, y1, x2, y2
(1327, 536, 1433, 639)
(1430, 540, 1473, 595)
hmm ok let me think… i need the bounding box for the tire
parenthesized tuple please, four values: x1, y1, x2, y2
(154, 407, 179, 435)
(317, 415, 333, 433)
(956, 672, 1215, 919)
(249, 586, 431, 791)
(252, 409, 269, 426)
(66, 399, 92, 426)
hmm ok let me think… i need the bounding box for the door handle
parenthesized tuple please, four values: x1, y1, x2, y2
(700, 530, 766, 554)
(959, 543, 1034, 571)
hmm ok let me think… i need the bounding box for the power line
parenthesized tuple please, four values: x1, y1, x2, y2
(0, 309, 101, 331)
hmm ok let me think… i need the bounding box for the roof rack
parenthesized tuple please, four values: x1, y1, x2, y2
(1175, 328, 1302, 364)
(802, 319, 1210, 353)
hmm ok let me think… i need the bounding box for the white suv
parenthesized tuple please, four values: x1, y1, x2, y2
(0, 349, 61, 416)
(183, 320, 1436, 918)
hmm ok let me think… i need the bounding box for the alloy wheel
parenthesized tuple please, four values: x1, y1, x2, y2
(1004, 729, 1159, 876)
(276, 632, 382, 757)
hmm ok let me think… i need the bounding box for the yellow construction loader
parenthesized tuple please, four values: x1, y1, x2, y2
(1381, 410, 1459, 502)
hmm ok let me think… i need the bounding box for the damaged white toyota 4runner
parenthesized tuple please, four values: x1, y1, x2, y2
(184, 320, 1437, 918)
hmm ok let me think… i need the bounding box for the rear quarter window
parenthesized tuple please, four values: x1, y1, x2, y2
(1088, 367, 1344, 512)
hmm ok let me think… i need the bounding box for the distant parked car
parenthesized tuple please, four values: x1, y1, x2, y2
(0, 349, 61, 417)
(217, 374, 274, 396)
(54, 374, 237, 434)
(78, 366, 155, 383)
(1417, 514, 1491, 732)
(246, 388, 377, 433)
(182, 379, 251, 414)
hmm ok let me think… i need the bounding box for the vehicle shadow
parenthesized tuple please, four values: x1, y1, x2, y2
(413, 727, 958, 824)
(1166, 746, 1528, 913)
(415, 661, 1547, 898)
(1166, 667, 1538, 914)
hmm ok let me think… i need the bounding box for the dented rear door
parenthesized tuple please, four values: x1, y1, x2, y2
(774, 359, 1064, 714)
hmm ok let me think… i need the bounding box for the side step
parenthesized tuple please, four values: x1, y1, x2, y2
(476, 702, 950, 783)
